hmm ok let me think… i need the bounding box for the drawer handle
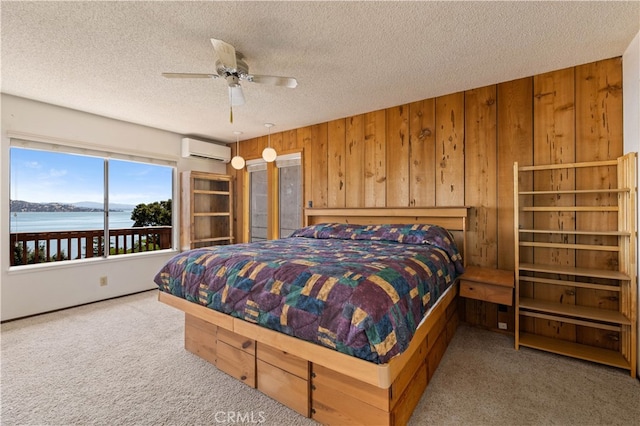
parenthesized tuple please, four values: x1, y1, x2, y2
(311, 409, 316, 415)
(311, 372, 316, 378)
(240, 375, 247, 381)
(242, 341, 252, 349)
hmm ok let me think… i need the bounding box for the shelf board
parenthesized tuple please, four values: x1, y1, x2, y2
(521, 206, 618, 212)
(193, 190, 230, 195)
(193, 212, 231, 217)
(519, 310, 621, 332)
(519, 241, 620, 252)
(518, 333, 630, 371)
(519, 229, 630, 236)
(519, 188, 629, 195)
(518, 160, 618, 171)
(193, 236, 233, 243)
(519, 297, 631, 325)
(518, 263, 630, 280)
(518, 276, 620, 292)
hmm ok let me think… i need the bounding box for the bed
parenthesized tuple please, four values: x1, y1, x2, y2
(156, 207, 468, 425)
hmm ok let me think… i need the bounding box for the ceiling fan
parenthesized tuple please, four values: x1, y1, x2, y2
(162, 38, 297, 122)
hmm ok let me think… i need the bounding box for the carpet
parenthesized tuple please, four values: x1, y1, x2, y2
(2, 290, 638, 425)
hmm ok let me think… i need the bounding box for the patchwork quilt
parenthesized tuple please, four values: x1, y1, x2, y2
(154, 223, 464, 364)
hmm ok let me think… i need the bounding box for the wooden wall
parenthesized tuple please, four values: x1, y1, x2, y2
(228, 57, 623, 331)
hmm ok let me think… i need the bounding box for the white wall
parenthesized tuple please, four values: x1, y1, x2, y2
(622, 31, 639, 378)
(1, 94, 227, 320)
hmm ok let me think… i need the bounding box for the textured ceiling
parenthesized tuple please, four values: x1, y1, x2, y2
(2, 1, 639, 143)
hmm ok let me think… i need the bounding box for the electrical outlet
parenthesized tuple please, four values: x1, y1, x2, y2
(99, 276, 108, 286)
(498, 322, 507, 330)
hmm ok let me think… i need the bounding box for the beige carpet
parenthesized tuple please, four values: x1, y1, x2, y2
(1, 290, 639, 426)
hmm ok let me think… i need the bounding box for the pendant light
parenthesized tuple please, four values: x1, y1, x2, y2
(230, 131, 245, 170)
(262, 123, 277, 163)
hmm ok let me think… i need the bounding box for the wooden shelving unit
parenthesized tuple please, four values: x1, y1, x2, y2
(180, 171, 233, 250)
(513, 154, 637, 377)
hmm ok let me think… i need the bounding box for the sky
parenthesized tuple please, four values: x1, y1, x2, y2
(10, 147, 173, 206)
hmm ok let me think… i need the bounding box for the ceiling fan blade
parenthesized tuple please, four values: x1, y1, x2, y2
(162, 73, 218, 79)
(210, 38, 237, 70)
(245, 74, 298, 88)
(229, 85, 245, 106)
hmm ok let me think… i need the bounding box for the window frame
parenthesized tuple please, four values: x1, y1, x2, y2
(246, 160, 268, 242)
(241, 149, 303, 241)
(8, 135, 177, 268)
(276, 153, 303, 239)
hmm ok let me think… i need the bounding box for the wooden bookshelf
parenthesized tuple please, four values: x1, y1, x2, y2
(180, 171, 234, 250)
(513, 153, 637, 377)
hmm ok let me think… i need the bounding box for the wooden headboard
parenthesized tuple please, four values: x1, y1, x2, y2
(304, 207, 469, 266)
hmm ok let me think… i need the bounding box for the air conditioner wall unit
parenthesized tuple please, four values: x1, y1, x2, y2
(181, 138, 231, 163)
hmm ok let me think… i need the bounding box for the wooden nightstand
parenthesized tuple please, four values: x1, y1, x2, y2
(459, 266, 514, 306)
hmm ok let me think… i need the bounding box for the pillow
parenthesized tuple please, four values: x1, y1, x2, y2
(290, 223, 464, 273)
(290, 223, 453, 248)
(288, 223, 353, 239)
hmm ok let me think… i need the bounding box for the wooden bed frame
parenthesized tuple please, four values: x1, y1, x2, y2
(159, 207, 468, 425)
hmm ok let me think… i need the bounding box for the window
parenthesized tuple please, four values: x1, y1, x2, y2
(9, 144, 174, 266)
(246, 152, 302, 241)
(247, 162, 268, 242)
(277, 154, 302, 238)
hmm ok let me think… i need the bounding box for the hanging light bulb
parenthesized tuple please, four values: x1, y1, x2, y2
(262, 123, 277, 162)
(230, 131, 245, 170)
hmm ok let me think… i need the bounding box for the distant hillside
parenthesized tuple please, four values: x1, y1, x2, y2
(74, 201, 134, 210)
(10, 200, 125, 213)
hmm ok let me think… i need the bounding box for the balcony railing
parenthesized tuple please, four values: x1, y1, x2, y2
(10, 226, 172, 266)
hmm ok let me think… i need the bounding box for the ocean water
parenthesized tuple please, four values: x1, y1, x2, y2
(9, 211, 164, 261)
(10, 211, 135, 233)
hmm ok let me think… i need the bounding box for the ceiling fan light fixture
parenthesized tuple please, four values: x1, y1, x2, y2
(262, 123, 277, 162)
(231, 131, 245, 170)
(163, 39, 297, 124)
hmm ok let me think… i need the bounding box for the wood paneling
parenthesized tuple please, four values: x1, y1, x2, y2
(308, 124, 328, 208)
(435, 92, 465, 206)
(281, 129, 299, 152)
(345, 114, 365, 207)
(575, 58, 623, 349)
(497, 77, 534, 333)
(386, 104, 410, 206)
(270, 131, 284, 155)
(575, 58, 623, 265)
(228, 57, 624, 343)
(532, 66, 577, 340)
(364, 110, 386, 207)
(497, 77, 533, 271)
(327, 119, 346, 208)
(409, 99, 436, 207)
(465, 85, 498, 267)
(298, 126, 313, 208)
(244, 135, 264, 159)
